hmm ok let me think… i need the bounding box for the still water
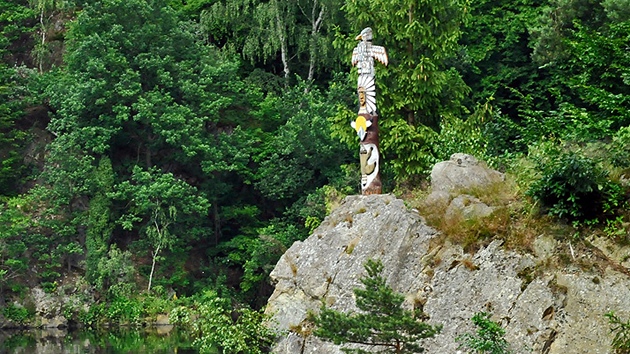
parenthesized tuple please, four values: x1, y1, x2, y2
(0, 326, 200, 354)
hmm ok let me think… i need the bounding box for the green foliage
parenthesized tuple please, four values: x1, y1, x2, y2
(606, 311, 630, 354)
(434, 101, 495, 162)
(102, 296, 144, 326)
(0, 196, 30, 291)
(207, 78, 353, 301)
(0, 0, 35, 48)
(2, 302, 34, 324)
(254, 79, 351, 201)
(47, 0, 248, 157)
(523, 1, 630, 146)
(111, 165, 210, 291)
(85, 157, 115, 283)
(171, 291, 275, 354)
(459, 0, 543, 119)
(379, 117, 439, 181)
(608, 126, 630, 169)
(563, 20, 630, 129)
(379, 95, 495, 182)
(216, 222, 304, 302)
(311, 259, 441, 353)
(201, 0, 344, 81)
(527, 147, 623, 222)
(0, 35, 34, 195)
(0, 65, 31, 195)
(202, 0, 296, 63)
(94, 245, 136, 300)
(457, 312, 511, 354)
(460, 0, 630, 157)
(41, 0, 270, 298)
(80, 294, 177, 328)
(0, 188, 82, 293)
(79, 285, 189, 328)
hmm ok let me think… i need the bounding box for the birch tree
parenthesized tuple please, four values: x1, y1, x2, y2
(111, 166, 210, 293)
(201, 0, 342, 83)
(28, 0, 70, 72)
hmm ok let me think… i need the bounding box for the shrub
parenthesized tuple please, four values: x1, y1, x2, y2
(171, 291, 275, 354)
(2, 303, 33, 325)
(457, 312, 511, 354)
(528, 150, 622, 222)
(105, 297, 143, 326)
(609, 126, 630, 169)
(95, 245, 136, 299)
(311, 259, 441, 353)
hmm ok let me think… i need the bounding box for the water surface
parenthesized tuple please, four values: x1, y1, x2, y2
(0, 326, 198, 354)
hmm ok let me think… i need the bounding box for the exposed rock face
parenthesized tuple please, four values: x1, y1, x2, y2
(266, 156, 630, 354)
(0, 277, 94, 329)
(31, 287, 68, 328)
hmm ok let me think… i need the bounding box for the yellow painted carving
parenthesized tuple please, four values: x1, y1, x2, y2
(351, 116, 372, 141)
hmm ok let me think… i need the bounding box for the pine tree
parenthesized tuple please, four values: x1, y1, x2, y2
(311, 259, 441, 353)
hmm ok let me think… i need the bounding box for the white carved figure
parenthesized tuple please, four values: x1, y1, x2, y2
(352, 27, 388, 114)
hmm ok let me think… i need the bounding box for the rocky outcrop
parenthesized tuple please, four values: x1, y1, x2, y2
(30, 287, 69, 328)
(266, 194, 435, 354)
(0, 275, 94, 329)
(266, 155, 630, 354)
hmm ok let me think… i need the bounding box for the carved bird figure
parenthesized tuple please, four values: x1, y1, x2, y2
(352, 27, 388, 77)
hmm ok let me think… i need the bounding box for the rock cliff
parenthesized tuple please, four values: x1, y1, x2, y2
(266, 154, 630, 354)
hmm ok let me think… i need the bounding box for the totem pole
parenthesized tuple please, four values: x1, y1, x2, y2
(351, 27, 388, 195)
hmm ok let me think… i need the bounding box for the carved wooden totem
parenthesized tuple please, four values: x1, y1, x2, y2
(351, 27, 387, 195)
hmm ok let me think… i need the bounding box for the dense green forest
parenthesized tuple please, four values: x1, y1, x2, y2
(1, 0, 629, 351)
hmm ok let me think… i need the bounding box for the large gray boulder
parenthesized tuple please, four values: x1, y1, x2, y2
(430, 153, 504, 193)
(428, 154, 504, 223)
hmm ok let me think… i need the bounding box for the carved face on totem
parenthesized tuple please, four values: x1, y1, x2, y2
(357, 86, 369, 114)
(358, 87, 367, 107)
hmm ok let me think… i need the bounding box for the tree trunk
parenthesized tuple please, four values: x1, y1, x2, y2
(38, 8, 46, 73)
(213, 202, 221, 245)
(274, 1, 290, 83)
(307, 1, 325, 82)
(147, 243, 160, 292)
